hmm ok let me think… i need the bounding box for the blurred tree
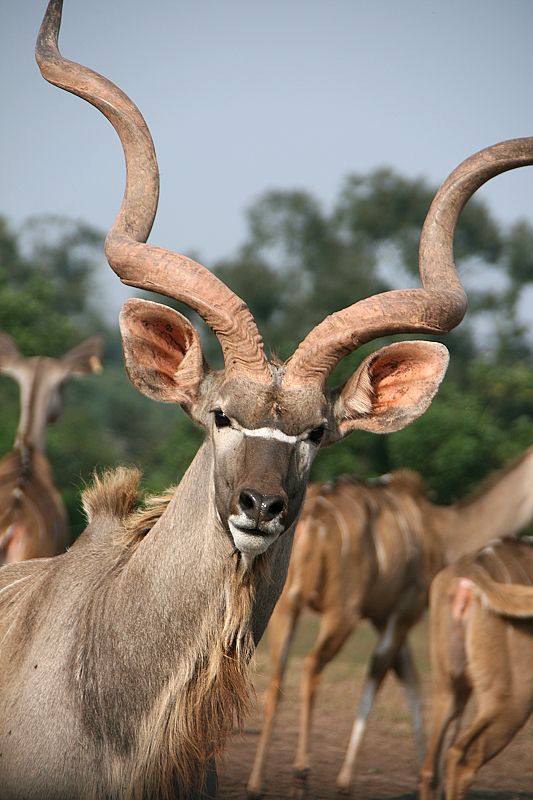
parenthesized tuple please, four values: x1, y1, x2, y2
(0, 215, 104, 355)
(0, 215, 108, 529)
(1, 165, 533, 537)
(212, 170, 533, 501)
(0, 213, 209, 532)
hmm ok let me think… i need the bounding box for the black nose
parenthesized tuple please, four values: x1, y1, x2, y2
(238, 488, 286, 527)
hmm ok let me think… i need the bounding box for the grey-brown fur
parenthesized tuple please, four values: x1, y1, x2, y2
(0, 460, 289, 799)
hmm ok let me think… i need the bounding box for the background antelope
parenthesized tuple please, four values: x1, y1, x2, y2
(0, 0, 531, 798)
(0, 332, 102, 564)
(419, 537, 533, 800)
(247, 445, 533, 798)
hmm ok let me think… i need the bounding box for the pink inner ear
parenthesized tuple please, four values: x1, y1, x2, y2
(120, 299, 204, 405)
(132, 315, 191, 371)
(131, 340, 182, 390)
(370, 349, 441, 412)
(137, 317, 192, 366)
(339, 340, 448, 436)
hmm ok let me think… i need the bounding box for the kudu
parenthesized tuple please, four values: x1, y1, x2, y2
(419, 537, 533, 800)
(247, 447, 533, 798)
(0, 332, 102, 564)
(0, 0, 531, 796)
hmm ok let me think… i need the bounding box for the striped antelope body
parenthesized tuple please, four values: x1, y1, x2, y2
(248, 447, 533, 798)
(248, 470, 433, 799)
(1, 0, 532, 797)
(419, 537, 533, 800)
(0, 333, 102, 564)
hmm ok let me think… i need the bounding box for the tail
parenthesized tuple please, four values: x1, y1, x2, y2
(459, 564, 533, 618)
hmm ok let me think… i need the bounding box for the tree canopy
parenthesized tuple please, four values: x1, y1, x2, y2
(1, 167, 532, 538)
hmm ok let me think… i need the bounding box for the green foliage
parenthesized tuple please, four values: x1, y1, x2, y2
(6, 211, 197, 536)
(387, 383, 503, 503)
(211, 169, 533, 504)
(334, 168, 502, 274)
(506, 219, 533, 286)
(0, 216, 104, 355)
(1, 163, 533, 541)
(0, 377, 18, 456)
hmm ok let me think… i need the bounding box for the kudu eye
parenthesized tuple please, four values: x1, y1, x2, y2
(308, 425, 325, 445)
(213, 409, 231, 429)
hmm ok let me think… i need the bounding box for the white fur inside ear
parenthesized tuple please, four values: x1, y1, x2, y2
(342, 363, 374, 417)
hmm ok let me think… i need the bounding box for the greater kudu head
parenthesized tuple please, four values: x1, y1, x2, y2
(36, 0, 533, 563)
(0, 333, 102, 452)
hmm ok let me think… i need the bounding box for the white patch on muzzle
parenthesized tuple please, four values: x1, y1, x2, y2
(228, 514, 284, 558)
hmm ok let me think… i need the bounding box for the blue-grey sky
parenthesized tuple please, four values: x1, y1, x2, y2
(2, 0, 533, 285)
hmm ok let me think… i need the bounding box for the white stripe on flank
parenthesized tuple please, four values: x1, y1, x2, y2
(483, 546, 513, 583)
(373, 532, 388, 575)
(317, 495, 351, 558)
(234, 424, 298, 443)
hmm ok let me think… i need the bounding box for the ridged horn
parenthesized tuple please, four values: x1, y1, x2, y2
(284, 138, 533, 387)
(36, 0, 271, 384)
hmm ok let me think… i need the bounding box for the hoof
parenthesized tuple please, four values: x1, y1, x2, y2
(247, 791, 264, 800)
(291, 767, 309, 799)
(336, 771, 353, 796)
(293, 767, 309, 781)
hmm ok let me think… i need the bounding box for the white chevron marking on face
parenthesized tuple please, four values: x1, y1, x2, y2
(232, 424, 299, 443)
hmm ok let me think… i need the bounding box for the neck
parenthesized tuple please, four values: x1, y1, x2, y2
(81, 441, 294, 797)
(15, 364, 47, 452)
(127, 440, 294, 641)
(436, 446, 533, 563)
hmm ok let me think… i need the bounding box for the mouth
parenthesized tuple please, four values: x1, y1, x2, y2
(228, 518, 283, 557)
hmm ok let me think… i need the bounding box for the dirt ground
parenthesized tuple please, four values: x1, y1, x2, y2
(218, 615, 533, 800)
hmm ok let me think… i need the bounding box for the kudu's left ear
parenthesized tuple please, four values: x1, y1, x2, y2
(332, 340, 449, 438)
(61, 336, 104, 376)
(119, 298, 205, 408)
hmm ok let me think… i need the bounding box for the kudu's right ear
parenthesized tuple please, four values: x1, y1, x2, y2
(330, 340, 449, 439)
(0, 333, 22, 372)
(119, 298, 205, 408)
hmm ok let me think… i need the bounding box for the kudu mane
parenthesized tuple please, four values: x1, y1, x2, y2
(322, 468, 430, 498)
(81, 467, 258, 796)
(0, 448, 61, 557)
(0, 449, 35, 530)
(455, 446, 533, 508)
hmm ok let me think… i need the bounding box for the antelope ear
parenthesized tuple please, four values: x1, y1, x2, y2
(0, 333, 22, 372)
(119, 298, 205, 407)
(333, 340, 449, 437)
(61, 336, 104, 376)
